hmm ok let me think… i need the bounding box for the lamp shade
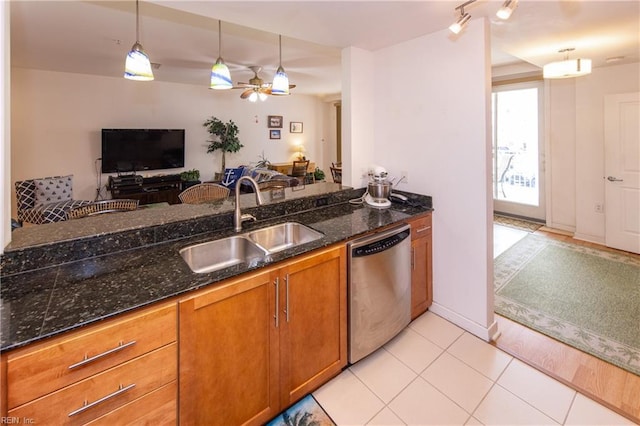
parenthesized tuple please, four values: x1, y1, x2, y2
(271, 66, 290, 95)
(543, 58, 592, 79)
(124, 42, 154, 81)
(210, 58, 232, 89)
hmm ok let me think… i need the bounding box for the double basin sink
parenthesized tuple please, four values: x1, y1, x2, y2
(180, 222, 324, 274)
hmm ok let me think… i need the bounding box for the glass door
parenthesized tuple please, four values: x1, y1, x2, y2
(492, 81, 545, 221)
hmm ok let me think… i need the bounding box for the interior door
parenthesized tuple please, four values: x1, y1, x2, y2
(604, 92, 640, 254)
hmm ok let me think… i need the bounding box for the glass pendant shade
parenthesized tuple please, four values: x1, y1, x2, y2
(124, 42, 154, 81)
(271, 66, 290, 95)
(210, 58, 232, 89)
(543, 58, 592, 79)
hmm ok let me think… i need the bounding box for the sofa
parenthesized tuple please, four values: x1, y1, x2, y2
(15, 175, 91, 224)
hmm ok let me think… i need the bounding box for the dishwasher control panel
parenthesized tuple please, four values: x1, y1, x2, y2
(351, 228, 410, 257)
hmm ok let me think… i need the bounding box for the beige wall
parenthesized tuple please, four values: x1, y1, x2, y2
(343, 19, 496, 339)
(546, 62, 640, 242)
(10, 68, 328, 219)
(1, 2, 10, 251)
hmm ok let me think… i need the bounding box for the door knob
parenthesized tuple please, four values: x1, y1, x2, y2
(607, 176, 624, 182)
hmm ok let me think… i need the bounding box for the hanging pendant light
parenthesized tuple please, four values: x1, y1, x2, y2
(210, 20, 232, 90)
(124, 0, 154, 81)
(271, 35, 290, 95)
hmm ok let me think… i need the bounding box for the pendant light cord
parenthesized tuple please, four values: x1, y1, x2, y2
(218, 20, 222, 57)
(278, 34, 282, 67)
(135, 0, 140, 43)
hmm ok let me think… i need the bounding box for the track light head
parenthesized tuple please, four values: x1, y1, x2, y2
(496, 0, 518, 20)
(449, 12, 471, 34)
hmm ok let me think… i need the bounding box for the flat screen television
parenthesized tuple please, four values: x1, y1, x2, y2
(101, 129, 185, 174)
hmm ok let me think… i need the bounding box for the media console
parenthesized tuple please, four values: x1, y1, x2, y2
(108, 174, 183, 205)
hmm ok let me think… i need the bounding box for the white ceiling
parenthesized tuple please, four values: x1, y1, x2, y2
(9, 1, 640, 98)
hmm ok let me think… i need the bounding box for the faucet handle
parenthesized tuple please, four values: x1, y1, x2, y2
(240, 213, 257, 223)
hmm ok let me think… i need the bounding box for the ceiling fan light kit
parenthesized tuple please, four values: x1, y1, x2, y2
(124, 0, 154, 81)
(543, 48, 592, 79)
(210, 20, 232, 90)
(449, 0, 516, 34)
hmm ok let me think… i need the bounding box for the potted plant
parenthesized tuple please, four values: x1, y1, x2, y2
(204, 116, 244, 179)
(180, 169, 201, 189)
(314, 167, 326, 181)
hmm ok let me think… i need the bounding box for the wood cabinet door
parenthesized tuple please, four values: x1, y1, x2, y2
(278, 246, 347, 407)
(409, 213, 433, 320)
(179, 270, 279, 426)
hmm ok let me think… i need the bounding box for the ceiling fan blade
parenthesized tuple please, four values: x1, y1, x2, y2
(289, 84, 297, 89)
(240, 89, 253, 99)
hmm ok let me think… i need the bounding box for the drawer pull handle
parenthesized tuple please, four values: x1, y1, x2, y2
(416, 226, 431, 233)
(68, 340, 137, 370)
(68, 383, 136, 417)
(284, 274, 290, 323)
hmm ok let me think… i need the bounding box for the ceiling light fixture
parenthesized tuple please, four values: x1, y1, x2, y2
(271, 35, 290, 95)
(496, 0, 518, 20)
(210, 20, 232, 90)
(449, 0, 475, 34)
(543, 48, 592, 79)
(124, 0, 154, 81)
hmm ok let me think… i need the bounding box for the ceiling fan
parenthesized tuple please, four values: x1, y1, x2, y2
(234, 66, 296, 102)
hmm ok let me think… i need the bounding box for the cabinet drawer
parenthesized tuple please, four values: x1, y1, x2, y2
(8, 343, 176, 425)
(7, 303, 176, 409)
(409, 214, 432, 240)
(86, 381, 177, 425)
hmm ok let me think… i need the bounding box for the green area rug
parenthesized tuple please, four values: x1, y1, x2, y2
(267, 394, 336, 426)
(495, 234, 640, 376)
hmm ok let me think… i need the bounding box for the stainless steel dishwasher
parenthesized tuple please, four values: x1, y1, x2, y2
(348, 223, 412, 363)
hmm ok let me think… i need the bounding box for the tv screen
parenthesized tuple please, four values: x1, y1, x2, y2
(101, 129, 185, 174)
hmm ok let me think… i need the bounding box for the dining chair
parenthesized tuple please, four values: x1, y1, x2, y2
(67, 199, 139, 219)
(290, 160, 312, 184)
(178, 183, 230, 204)
(330, 166, 342, 184)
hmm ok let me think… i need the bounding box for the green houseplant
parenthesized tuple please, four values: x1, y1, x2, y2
(314, 167, 325, 181)
(204, 117, 243, 177)
(180, 169, 200, 182)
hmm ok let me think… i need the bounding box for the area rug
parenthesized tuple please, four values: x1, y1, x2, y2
(267, 394, 336, 426)
(494, 233, 640, 376)
(494, 214, 543, 233)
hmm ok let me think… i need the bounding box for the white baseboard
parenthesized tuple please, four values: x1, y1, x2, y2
(429, 303, 499, 342)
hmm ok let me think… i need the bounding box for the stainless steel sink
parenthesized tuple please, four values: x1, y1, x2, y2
(246, 222, 324, 254)
(179, 236, 268, 274)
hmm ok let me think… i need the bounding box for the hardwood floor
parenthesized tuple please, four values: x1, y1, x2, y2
(493, 228, 640, 424)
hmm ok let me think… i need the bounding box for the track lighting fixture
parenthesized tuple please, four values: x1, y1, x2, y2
(210, 20, 232, 90)
(449, 0, 517, 34)
(271, 35, 290, 95)
(449, 0, 475, 34)
(124, 0, 154, 81)
(543, 48, 592, 79)
(496, 0, 518, 20)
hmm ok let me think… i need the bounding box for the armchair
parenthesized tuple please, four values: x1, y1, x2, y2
(15, 175, 91, 225)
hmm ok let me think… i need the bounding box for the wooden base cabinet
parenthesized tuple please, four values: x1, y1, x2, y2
(408, 213, 433, 319)
(179, 245, 347, 426)
(4, 303, 177, 425)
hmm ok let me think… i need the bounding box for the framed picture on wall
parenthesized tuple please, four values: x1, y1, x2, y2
(268, 115, 283, 128)
(290, 122, 303, 133)
(270, 129, 281, 139)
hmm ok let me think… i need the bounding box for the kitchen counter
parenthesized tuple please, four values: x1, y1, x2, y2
(1, 188, 432, 352)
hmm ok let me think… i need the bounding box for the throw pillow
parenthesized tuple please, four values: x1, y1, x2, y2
(220, 167, 244, 189)
(33, 175, 73, 207)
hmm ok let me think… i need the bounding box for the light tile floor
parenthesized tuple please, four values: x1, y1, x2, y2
(312, 224, 636, 425)
(313, 312, 635, 425)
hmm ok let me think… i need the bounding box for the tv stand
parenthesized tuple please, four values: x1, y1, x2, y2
(108, 174, 183, 205)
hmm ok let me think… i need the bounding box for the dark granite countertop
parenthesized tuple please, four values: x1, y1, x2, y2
(1, 188, 432, 353)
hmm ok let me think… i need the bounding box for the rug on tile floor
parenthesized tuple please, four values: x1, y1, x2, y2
(267, 394, 336, 426)
(494, 233, 640, 376)
(494, 214, 543, 233)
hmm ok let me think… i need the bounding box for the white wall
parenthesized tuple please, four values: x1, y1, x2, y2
(10, 68, 326, 217)
(545, 62, 640, 241)
(347, 19, 496, 340)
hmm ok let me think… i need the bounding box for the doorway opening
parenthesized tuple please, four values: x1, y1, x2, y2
(492, 81, 545, 221)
